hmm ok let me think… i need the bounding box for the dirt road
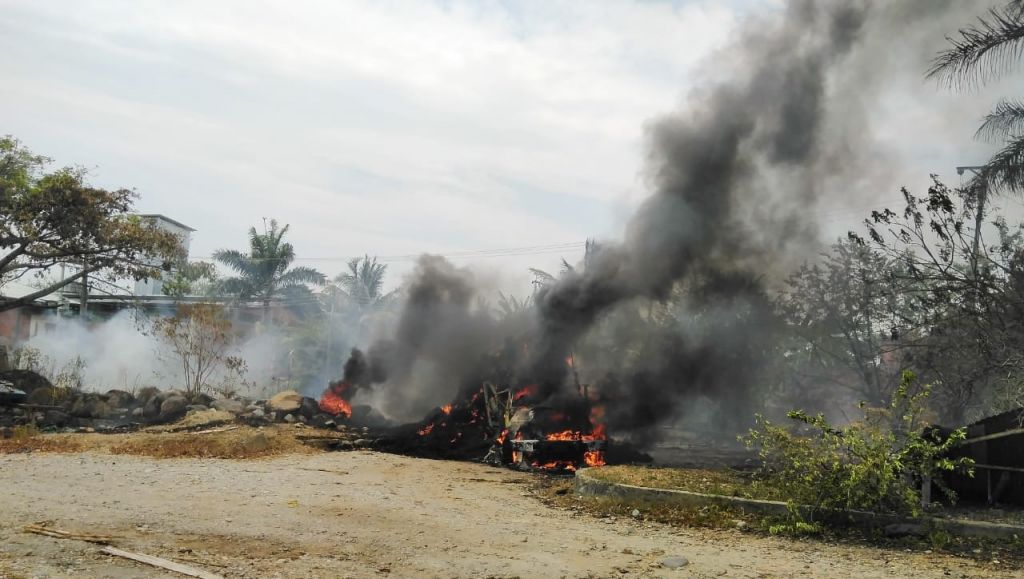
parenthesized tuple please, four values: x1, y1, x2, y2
(0, 451, 1013, 578)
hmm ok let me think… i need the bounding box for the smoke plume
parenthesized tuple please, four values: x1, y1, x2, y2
(345, 0, 997, 441)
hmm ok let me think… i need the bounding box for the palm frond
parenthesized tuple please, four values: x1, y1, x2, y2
(529, 268, 556, 284)
(928, 5, 1024, 90)
(212, 249, 255, 275)
(278, 265, 326, 287)
(976, 99, 1024, 142)
(982, 134, 1024, 194)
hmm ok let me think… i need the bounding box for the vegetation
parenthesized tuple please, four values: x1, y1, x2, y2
(929, 0, 1024, 192)
(213, 219, 325, 315)
(150, 304, 244, 396)
(0, 136, 185, 310)
(745, 372, 974, 522)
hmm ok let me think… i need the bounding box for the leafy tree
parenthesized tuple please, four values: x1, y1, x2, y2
(161, 261, 218, 298)
(0, 136, 185, 310)
(778, 238, 912, 407)
(857, 178, 1024, 422)
(212, 219, 325, 315)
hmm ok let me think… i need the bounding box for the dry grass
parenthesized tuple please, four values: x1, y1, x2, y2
(587, 465, 784, 501)
(109, 427, 314, 459)
(0, 423, 343, 459)
(0, 430, 83, 454)
(533, 476, 750, 529)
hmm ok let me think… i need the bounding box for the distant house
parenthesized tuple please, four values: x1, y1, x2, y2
(0, 214, 196, 348)
(133, 214, 197, 297)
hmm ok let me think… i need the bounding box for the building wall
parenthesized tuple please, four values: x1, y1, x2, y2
(133, 216, 193, 297)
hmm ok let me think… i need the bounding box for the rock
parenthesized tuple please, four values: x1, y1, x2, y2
(283, 413, 296, 423)
(41, 409, 69, 427)
(267, 390, 302, 413)
(26, 386, 63, 406)
(631, 509, 641, 518)
(135, 386, 161, 406)
(186, 404, 209, 413)
(158, 395, 189, 422)
(250, 407, 265, 418)
(104, 389, 135, 409)
(191, 392, 214, 407)
(212, 398, 245, 415)
(239, 432, 270, 453)
(884, 523, 927, 538)
(0, 369, 53, 396)
(69, 395, 112, 419)
(661, 557, 689, 569)
(131, 407, 144, 418)
(143, 396, 162, 419)
(299, 396, 319, 419)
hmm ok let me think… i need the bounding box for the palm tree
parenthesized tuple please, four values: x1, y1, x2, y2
(929, 1, 1024, 192)
(323, 256, 395, 317)
(213, 220, 325, 319)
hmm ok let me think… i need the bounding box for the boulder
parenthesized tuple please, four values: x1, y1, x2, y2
(143, 396, 162, 419)
(267, 390, 302, 413)
(104, 389, 135, 409)
(69, 394, 112, 419)
(299, 396, 319, 419)
(283, 413, 296, 423)
(186, 404, 209, 413)
(0, 369, 53, 396)
(26, 386, 63, 406)
(190, 392, 214, 407)
(135, 386, 161, 406)
(212, 398, 245, 415)
(41, 409, 69, 427)
(158, 395, 189, 422)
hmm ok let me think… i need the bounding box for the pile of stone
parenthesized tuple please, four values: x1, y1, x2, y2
(0, 372, 357, 434)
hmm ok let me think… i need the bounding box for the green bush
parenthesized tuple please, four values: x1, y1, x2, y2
(744, 371, 973, 521)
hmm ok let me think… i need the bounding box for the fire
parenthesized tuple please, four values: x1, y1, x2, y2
(441, 404, 452, 415)
(318, 389, 352, 418)
(545, 430, 579, 441)
(532, 461, 576, 472)
(418, 422, 434, 436)
(583, 450, 605, 467)
(513, 384, 538, 402)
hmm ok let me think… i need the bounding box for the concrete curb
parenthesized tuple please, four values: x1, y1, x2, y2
(575, 468, 1024, 540)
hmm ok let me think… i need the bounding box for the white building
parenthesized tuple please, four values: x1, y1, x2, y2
(133, 214, 196, 297)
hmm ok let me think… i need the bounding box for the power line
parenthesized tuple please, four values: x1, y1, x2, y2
(191, 240, 588, 263)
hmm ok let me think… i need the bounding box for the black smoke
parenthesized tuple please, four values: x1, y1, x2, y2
(340, 0, 991, 443)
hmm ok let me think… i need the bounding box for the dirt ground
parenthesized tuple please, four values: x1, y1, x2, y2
(0, 450, 1017, 579)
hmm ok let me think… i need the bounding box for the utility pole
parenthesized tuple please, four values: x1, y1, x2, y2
(957, 165, 988, 283)
(79, 260, 89, 317)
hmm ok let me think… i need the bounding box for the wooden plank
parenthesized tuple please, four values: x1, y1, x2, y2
(973, 463, 1024, 474)
(100, 546, 225, 579)
(23, 524, 116, 544)
(960, 427, 1024, 446)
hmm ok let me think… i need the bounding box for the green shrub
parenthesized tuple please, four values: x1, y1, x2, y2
(744, 371, 973, 521)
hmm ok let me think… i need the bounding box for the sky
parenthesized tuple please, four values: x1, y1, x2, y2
(0, 0, 1017, 294)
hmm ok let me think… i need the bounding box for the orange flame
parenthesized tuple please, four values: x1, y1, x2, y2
(513, 384, 539, 402)
(583, 450, 605, 467)
(418, 423, 434, 436)
(318, 389, 352, 418)
(441, 404, 452, 415)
